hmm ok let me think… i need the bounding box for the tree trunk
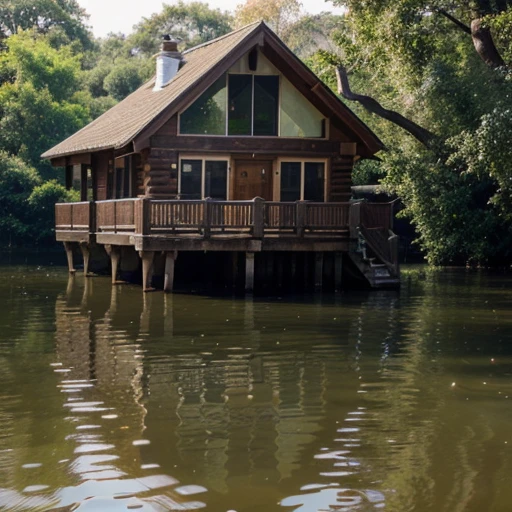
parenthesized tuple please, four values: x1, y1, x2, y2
(471, 18, 506, 68)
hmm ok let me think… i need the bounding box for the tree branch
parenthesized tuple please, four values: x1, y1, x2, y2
(336, 66, 438, 149)
(436, 8, 471, 35)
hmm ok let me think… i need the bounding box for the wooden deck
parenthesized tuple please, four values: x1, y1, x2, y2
(55, 198, 389, 246)
(55, 198, 399, 290)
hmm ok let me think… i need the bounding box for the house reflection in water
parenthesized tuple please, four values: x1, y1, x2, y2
(52, 276, 364, 510)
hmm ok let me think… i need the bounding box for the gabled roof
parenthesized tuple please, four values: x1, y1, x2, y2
(42, 22, 383, 160)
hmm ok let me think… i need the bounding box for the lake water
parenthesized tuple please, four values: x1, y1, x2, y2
(0, 264, 511, 511)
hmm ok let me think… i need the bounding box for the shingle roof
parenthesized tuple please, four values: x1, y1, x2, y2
(41, 22, 262, 159)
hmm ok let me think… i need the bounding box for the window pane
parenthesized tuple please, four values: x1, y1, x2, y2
(280, 78, 324, 137)
(205, 161, 228, 200)
(304, 162, 325, 202)
(280, 162, 301, 201)
(228, 74, 252, 135)
(254, 76, 278, 136)
(180, 160, 202, 199)
(180, 76, 227, 135)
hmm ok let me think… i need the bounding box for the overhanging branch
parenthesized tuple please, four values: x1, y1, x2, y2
(336, 66, 438, 149)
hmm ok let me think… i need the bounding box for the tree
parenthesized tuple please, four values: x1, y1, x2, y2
(28, 180, 78, 244)
(0, 0, 92, 49)
(0, 32, 90, 177)
(306, 0, 512, 265)
(129, 1, 233, 55)
(281, 12, 345, 58)
(0, 151, 41, 245)
(234, 0, 301, 36)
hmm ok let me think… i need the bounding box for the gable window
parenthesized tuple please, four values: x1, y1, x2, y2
(179, 158, 229, 200)
(280, 160, 326, 202)
(179, 68, 325, 138)
(228, 74, 279, 136)
(180, 77, 227, 135)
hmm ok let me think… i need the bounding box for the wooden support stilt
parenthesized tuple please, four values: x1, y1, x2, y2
(80, 243, 91, 277)
(277, 253, 284, 290)
(140, 251, 155, 292)
(105, 245, 121, 284)
(335, 252, 343, 293)
(245, 252, 255, 293)
(231, 252, 239, 290)
(315, 252, 324, 292)
(291, 253, 297, 290)
(63, 242, 76, 274)
(163, 251, 177, 293)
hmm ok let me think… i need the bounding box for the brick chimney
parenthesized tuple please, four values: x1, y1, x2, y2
(153, 35, 183, 91)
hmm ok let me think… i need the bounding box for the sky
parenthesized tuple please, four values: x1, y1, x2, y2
(77, 0, 344, 38)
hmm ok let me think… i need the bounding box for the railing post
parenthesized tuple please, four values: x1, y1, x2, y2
(204, 198, 212, 239)
(349, 201, 362, 238)
(89, 201, 96, 233)
(141, 198, 151, 236)
(113, 200, 117, 234)
(296, 201, 306, 238)
(253, 197, 264, 239)
(70, 204, 74, 231)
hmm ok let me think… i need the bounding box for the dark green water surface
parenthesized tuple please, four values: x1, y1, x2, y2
(0, 265, 511, 512)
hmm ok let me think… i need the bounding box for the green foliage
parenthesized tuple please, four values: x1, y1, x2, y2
(130, 1, 233, 55)
(28, 180, 78, 243)
(320, 0, 512, 266)
(281, 13, 345, 58)
(103, 60, 152, 101)
(0, 0, 93, 49)
(449, 106, 512, 221)
(0, 152, 41, 245)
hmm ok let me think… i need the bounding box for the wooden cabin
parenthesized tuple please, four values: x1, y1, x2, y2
(42, 22, 399, 292)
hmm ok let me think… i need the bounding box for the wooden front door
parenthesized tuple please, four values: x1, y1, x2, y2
(234, 160, 273, 200)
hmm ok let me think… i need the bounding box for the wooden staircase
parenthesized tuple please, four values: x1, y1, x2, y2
(348, 223, 401, 289)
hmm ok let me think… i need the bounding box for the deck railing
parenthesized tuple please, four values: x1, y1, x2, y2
(55, 202, 93, 232)
(55, 198, 393, 239)
(96, 199, 137, 232)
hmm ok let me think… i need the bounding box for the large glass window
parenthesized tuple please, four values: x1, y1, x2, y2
(280, 162, 301, 201)
(253, 76, 279, 136)
(280, 161, 325, 201)
(304, 162, 325, 202)
(205, 161, 228, 199)
(180, 160, 202, 199)
(180, 158, 228, 199)
(228, 74, 252, 135)
(180, 77, 227, 135)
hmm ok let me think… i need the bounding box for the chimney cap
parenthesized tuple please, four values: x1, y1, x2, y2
(162, 34, 180, 44)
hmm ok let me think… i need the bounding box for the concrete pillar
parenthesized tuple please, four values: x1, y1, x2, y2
(105, 245, 121, 284)
(63, 242, 76, 274)
(163, 251, 178, 293)
(245, 252, 255, 293)
(140, 251, 155, 292)
(335, 252, 343, 293)
(314, 252, 324, 292)
(80, 243, 91, 277)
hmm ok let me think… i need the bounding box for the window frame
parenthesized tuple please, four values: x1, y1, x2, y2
(177, 72, 328, 140)
(276, 158, 328, 202)
(178, 154, 230, 200)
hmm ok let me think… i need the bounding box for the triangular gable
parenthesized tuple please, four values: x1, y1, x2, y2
(42, 22, 383, 161)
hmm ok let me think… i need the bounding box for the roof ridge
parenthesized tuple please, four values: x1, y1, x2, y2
(183, 20, 263, 55)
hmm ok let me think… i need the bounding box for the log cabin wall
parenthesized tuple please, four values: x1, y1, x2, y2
(148, 114, 359, 201)
(92, 150, 110, 201)
(145, 148, 179, 197)
(329, 155, 354, 202)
